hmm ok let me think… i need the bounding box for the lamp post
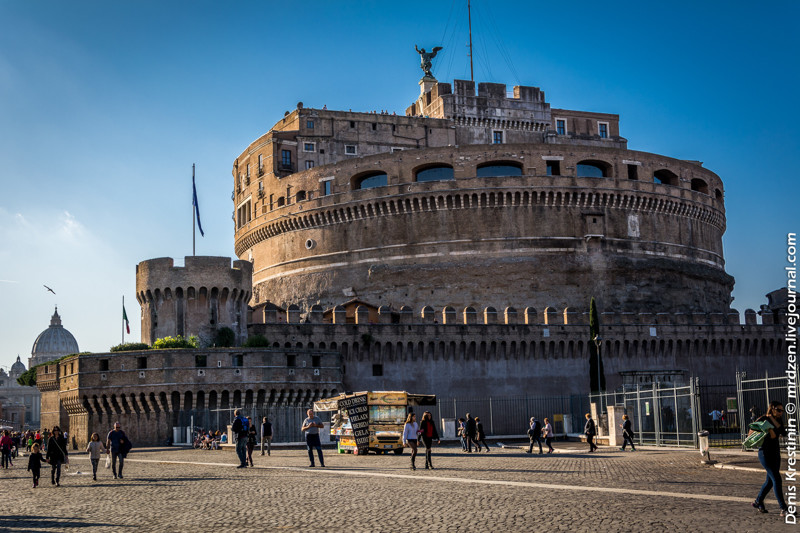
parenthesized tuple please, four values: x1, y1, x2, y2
(593, 334, 603, 412)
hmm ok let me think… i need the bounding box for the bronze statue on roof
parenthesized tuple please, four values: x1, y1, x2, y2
(415, 45, 443, 80)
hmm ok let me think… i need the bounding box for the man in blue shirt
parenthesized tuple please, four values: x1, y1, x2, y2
(231, 409, 249, 468)
(105, 422, 129, 479)
(301, 409, 325, 467)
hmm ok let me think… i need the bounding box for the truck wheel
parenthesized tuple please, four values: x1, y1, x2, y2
(393, 448, 404, 455)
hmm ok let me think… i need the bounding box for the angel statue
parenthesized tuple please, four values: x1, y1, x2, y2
(415, 45, 443, 80)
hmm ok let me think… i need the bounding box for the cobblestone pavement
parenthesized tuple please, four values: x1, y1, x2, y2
(0, 442, 795, 532)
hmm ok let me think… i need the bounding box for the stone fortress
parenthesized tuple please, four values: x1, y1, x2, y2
(36, 73, 787, 448)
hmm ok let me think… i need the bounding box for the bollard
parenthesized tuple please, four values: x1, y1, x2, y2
(698, 430, 716, 464)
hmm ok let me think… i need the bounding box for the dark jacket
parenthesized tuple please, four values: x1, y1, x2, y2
(528, 420, 542, 439)
(46, 436, 68, 463)
(466, 417, 477, 437)
(584, 418, 596, 436)
(419, 419, 440, 440)
(27, 452, 44, 471)
(622, 419, 633, 437)
(476, 422, 486, 440)
(757, 415, 785, 458)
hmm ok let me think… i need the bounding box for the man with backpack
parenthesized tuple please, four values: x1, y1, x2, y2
(527, 416, 543, 454)
(231, 409, 250, 468)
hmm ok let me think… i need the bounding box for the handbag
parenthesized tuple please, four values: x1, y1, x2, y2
(744, 419, 774, 449)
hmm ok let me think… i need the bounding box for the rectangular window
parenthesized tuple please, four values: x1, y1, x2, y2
(349, 121, 355, 128)
(599, 122, 609, 138)
(195, 355, 207, 368)
(286, 354, 296, 367)
(303, 142, 315, 152)
(312, 355, 321, 367)
(258, 154, 264, 173)
(546, 160, 561, 176)
(305, 160, 315, 170)
(493, 131, 503, 144)
(246, 163, 250, 177)
(323, 181, 332, 196)
(232, 354, 243, 367)
(391, 147, 403, 153)
(627, 164, 639, 180)
(372, 364, 383, 377)
(99, 359, 109, 371)
(137, 357, 147, 369)
(281, 150, 292, 166)
(345, 145, 357, 155)
(307, 120, 314, 129)
(556, 119, 566, 135)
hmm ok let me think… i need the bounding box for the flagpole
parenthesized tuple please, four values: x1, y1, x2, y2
(122, 295, 125, 344)
(192, 163, 196, 257)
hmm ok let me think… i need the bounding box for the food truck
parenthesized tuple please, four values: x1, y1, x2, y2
(313, 391, 436, 455)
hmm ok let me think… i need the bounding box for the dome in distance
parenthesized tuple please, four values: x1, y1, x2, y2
(30, 307, 79, 367)
(9, 355, 26, 378)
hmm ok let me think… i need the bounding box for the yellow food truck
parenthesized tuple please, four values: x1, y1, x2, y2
(314, 391, 436, 455)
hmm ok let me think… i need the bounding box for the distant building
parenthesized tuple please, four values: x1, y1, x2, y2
(0, 355, 40, 428)
(30, 307, 79, 368)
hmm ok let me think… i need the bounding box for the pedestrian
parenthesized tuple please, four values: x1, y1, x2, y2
(750, 401, 790, 517)
(0, 430, 12, 468)
(261, 416, 273, 456)
(419, 411, 441, 468)
(301, 409, 325, 467)
(474, 416, 490, 452)
(527, 416, 543, 454)
(105, 422, 130, 479)
(246, 425, 257, 467)
(584, 413, 598, 452)
(86, 432, 108, 481)
(27, 442, 44, 488)
(465, 413, 477, 452)
(46, 426, 68, 486)
(231, 409, 250, 468)
(708, 408, 722, 433)
(543, 417, 554, 453)
(457, 418, 467, 451)
(402, 412, 419, 470)
(619, 414, 636, 451)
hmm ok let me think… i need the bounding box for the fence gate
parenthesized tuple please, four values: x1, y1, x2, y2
(591, 380, 701, 448)
(737, 371, 793, 450)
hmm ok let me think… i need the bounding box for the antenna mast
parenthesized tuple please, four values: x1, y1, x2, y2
(467, 0, 474, 81)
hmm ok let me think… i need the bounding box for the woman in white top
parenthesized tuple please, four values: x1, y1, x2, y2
(402, 412, 419, 471)
(85, 432, 108, 481)
(543, 418, 555, 453)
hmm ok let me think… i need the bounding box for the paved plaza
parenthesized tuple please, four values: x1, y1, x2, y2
(0, 442, 795, 532)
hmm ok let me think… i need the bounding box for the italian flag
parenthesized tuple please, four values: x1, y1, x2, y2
(123, 305, 130, 334)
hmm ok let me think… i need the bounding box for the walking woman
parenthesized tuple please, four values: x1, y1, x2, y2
(543, 417, 555, 453)
(402, 412, 419, 470)
(751, 401, 789, 516)
(86, 432, 108, 481)
(46, 426, 68, 486)
(620, 414, 636, 451)
(419, 411, 441, 468)
(474, 416, 490, 452)
(584, 413, 598, 452)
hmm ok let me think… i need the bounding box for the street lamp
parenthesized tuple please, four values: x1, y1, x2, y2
(593, 334, 603, 412)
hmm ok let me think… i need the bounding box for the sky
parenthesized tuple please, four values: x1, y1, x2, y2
(1, 0, 798, 373)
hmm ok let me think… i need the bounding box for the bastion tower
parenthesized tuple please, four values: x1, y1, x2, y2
(233, 79, 732, 314)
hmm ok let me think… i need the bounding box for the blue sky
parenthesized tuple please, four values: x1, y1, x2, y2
(1, 0, 798, 372)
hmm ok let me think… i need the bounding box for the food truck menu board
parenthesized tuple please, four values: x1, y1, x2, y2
(338, 393, 370, 454)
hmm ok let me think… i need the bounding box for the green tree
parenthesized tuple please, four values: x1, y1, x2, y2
(589, 297, 606, 395)
(243, 335, 270, 348)
(215, 327, 236, 347)
(152, 335, 199, 349)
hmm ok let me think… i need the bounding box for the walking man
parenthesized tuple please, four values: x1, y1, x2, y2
(261, 416, 273, 456)
(465, 413, 477, 452)
(527, 416, 543, 454)
(302, 408, 325, 467)
(584, 413, 598, 452)
(231, 409, 250, 468)
(709, 408, 722, 433)
(106, 422, 129, 479)
(620, 414, 636, 451)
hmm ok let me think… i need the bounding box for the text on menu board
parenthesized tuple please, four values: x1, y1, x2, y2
(338, 394, 370, 453)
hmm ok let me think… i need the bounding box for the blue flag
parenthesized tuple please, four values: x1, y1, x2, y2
(192, 174, 204, 237)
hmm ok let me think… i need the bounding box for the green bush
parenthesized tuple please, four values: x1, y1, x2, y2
(215, 327, 236, 347)
(242, 335, 270, 348)
(110, 342, 151, 352)
(152, 335, 199, 350)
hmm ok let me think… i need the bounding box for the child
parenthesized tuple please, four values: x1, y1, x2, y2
(86, 432, 108, 481)
(27, 443, 44, 488)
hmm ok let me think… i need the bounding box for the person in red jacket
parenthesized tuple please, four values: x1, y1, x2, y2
(0, 430, 13, 469)
(418, 411, 441, 469)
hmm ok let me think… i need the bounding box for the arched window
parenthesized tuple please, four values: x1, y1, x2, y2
(276, 197, 285, 207)
(653, 169, 678, 186)
(691, 178, 709, 195)
(415, 164, 454, 182)
(715, 188, 723, 202)
(576, 160, 611, 178)
(352, 171, 388, 190)
(476, 161, 523, 177)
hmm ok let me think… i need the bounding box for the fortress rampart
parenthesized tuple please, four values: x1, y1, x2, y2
(136, 256, 252, 346)
(37, 347, 342, 448)
(248, 304, 787, 398)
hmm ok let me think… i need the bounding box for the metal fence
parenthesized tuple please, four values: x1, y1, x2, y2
(737, 371, 794, 450)
(432, 395, 589, 436)
(174, 405, 315, 444)
(590, 380, 701, 447)
(697, 381, 741, 447)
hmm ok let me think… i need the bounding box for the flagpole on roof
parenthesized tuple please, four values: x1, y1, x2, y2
(122, 295, 125, 344)
(193, 163, 196, 257)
